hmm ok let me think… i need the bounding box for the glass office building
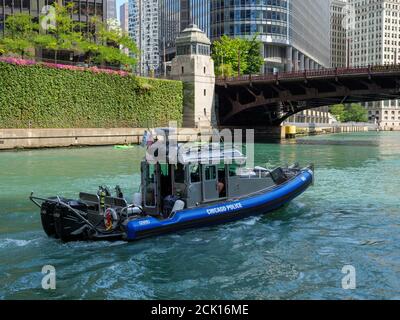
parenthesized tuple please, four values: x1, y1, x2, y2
(210, 0, 331, 72)
(129, 0, 160, 75)
(129, 0, 330, 74)
(159, 0, 210, 59)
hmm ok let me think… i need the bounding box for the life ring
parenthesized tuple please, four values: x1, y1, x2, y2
(104, 208, 119, 231)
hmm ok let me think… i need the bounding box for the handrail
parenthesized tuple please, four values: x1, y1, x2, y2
(216, 64, 400, 84)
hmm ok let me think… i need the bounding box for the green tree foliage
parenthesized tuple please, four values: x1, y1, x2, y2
(245, 35, 265, 75)
(0, 4, 137, 70)
(212, 35, 264, 76)
(0, 13, 38, 58)
(343, 103, 368, 122)
(36, 3, 84, 62)
(82, 17, 138, 69)
(329, 104, 346, 122)
(0, 62, 183, 128)
(329, 103, 368, 122)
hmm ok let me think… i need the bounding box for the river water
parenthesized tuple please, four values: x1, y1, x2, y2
(0, 132, 399, 300)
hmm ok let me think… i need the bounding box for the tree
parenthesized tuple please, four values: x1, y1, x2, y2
(212, 35, 264, 76)
(243, 35, 265, 75)
(0, 13, 38, 58)
(329, 103, 367, 122)
(0, 4, 138, 71)
(36, 3, 83, 63)
(329, 104, 346, 122)
(343, 103, 368, 122)
(83, 17, 138, 69)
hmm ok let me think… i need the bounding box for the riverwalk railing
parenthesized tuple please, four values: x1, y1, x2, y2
(216, 64, 400, 84)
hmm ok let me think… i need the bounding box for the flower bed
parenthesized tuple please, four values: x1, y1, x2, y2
(0, 57, 130, 77)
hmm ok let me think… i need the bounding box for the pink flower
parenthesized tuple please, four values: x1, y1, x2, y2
(0, 57, 130, 77)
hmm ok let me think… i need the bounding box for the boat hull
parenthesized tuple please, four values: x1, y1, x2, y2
(126, 168, 313, 240)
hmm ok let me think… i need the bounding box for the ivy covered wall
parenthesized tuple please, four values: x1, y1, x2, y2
(0, 62, 183, 128)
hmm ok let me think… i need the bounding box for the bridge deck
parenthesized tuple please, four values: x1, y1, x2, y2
(215, 65, 400, 126)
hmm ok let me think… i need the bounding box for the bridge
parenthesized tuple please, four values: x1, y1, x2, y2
(215, 65, 400, 127)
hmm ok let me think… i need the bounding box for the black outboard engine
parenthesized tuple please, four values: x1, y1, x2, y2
(40, 197, 61, 238)
(54, 200, 89, 242)
(41, 199, 89, 242)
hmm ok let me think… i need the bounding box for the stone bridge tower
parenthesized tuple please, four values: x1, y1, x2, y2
(171, 25, 216, 129)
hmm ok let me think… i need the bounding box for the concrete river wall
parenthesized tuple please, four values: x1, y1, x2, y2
(0, 128, 215, 150)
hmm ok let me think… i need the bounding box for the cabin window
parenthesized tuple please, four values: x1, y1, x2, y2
(174, 164, 185, 184)
(147, 164, 156, 182)
(229, 164, 239, 177)
(160, 164, 169, 176)
(204, 165, 216, 181)
(190, 164, 201, 183)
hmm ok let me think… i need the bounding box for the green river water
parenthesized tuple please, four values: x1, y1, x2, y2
(0, 132, 399, 299)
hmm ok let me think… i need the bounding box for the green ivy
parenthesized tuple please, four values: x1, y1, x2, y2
(0, 62, 183, 128)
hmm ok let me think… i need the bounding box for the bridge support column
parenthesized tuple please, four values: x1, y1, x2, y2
(254, 126, 286, 141)
(293, 49, 299, 71)
(304, 57, 310, 70)
(311, 61, 316, 70)
(299, 53, 305, 71)
(286, 46, 293, 72)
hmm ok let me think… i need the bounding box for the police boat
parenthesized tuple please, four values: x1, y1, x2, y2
(30, 133, 314, 242)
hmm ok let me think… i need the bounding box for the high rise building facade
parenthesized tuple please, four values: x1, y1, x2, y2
(331, 0, 347, 67)
(130, 0, 210, 75)
(210, 0, 331, 73)
(130, 0, 331, 75)
(120, 1, 129, 32)
(106, 0, 117, 19)
(1, 1, 107, 36)
(159, 0, 182, 62)
(348, 0, 400, 130)
(129, 0, 160, 76)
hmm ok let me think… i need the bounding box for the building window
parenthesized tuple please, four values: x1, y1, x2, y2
(204, 89, 206, 96)
(181, 66, 184, 74)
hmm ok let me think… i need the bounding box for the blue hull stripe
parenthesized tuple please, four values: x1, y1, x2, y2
(126, 169, 313, 240)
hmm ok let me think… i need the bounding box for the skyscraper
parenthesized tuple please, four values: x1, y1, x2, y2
(130, 0, 331, 74)
(120, 1, 129, 32)
(106, 0, 117, 20)
(348, 0, 400, 130)
(129, 0, 211, 75)
(210, 0, 331, 73)
(129, 0, 160, 76)
(331, 0, 347, 68)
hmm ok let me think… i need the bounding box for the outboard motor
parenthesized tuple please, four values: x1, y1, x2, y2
(53, 200, 89, 242)
(40, 197, 62, 238)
